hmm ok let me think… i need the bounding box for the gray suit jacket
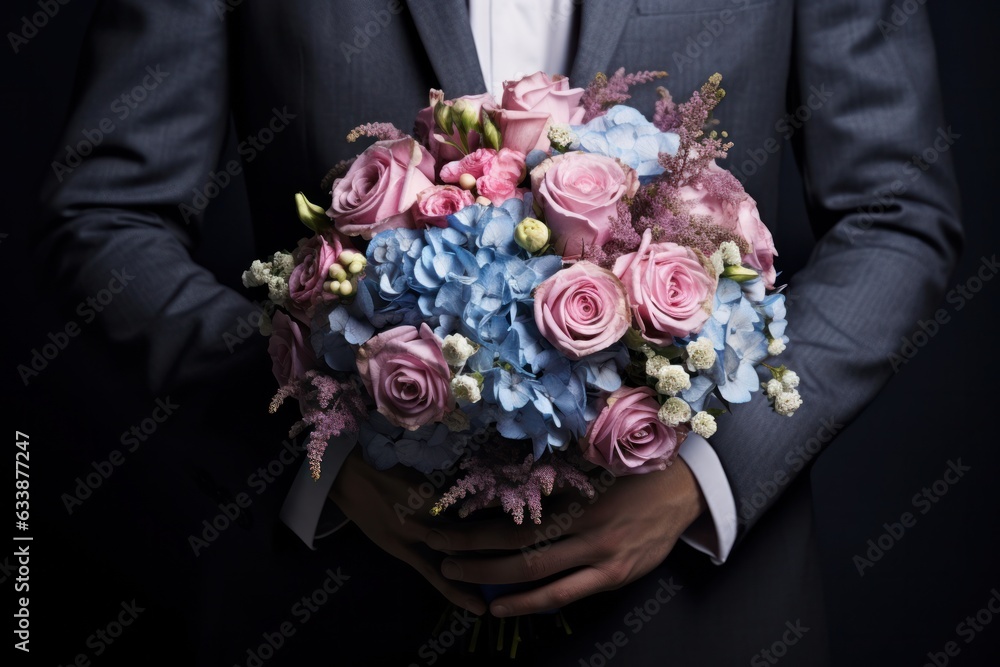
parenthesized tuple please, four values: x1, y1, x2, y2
(36, 0, 962, 548)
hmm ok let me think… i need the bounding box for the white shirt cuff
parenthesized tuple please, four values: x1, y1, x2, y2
(677, 433, 738, 565)
(278, 432, 356, 549)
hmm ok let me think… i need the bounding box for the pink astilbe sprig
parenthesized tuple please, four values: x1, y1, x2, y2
(583, 200, 643, 269)
(629, 183, 688, 238)
(431, 441, 596, 524)
(668, 215, 750, 259)
(656, 73, 734, 187)
(270, 370, 367, 480)
(627, 182, 749, 258)
(652, 86, 682, 132)
(580, 68, 667, 123)
(345, 122, 408, 143)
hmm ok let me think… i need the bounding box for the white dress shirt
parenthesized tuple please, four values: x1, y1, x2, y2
(281, 0, 738, 564)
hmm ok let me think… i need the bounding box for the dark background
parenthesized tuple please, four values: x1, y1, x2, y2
(2, 1, 998, 665)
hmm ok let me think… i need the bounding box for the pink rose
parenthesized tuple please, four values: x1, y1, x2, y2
(476, 148, 526, 204)
(440, 148, 526, 204)
(439, 148, 497, 183)
(502, 72, 586, 123)
(734, 196, 778, 289)
(413, 185, 476, 228)
(288, 231, 353, 316)
(495, 109, 551, 155)
(531, 152, 630, 258)
(613, 230, 716, 344)
(676, 161, 778, 289)
(582, 387, 681, 475)
(415, 91, 497, 164)
(268, 311, 316, 387)
(501, 71, 586, 151)
(534, 261, 631, 359)
(356, 323, 453, 430)
(329, 137, 436, 240)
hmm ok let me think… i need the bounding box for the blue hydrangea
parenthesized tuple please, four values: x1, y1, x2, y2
(572, 105, 680, 179)
(682, 278, 769, 406)
(358, 411, 468, 474)
(328, 194, 630, 463)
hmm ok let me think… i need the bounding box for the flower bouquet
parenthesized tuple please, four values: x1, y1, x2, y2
(243, 69, 802, 524)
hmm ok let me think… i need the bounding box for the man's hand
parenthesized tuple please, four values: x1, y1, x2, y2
(426, 458, 707, 617)
(328, 451, 487, 615)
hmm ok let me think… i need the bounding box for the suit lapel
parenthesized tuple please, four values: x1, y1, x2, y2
(569, 0, 638, 86)
(405, 0, 487, 96)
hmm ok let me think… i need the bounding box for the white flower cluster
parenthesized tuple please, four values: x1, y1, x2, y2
(719, 241, 742, 267)
(774, 391, 803, 416)
(242, 251, 295, 305)
(647, 357, 691, 396)
(685, 337, 717, 371)
(442, 334, 478, 367)
(690, 411, 717, 438)
(766, 370, 803, 416)
(768, 338, 786, 356)
(451, 375, 482, 404)
(547, 124, 577, 151)
(658, 397, 691, 427)
(708, 249, 725, 277)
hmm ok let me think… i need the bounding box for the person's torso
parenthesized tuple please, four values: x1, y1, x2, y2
(225, 0, 793, 255)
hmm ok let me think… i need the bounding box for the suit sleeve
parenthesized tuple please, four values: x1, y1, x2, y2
(33, 0, 266, 397)
(707, 0, 963, 546)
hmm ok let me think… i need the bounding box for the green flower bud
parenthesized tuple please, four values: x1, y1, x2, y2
(481, 113, 502, 151)
(433, 102, 453, 135)
(514, 217, 550, 254)
(722, 265, 759, 283)
(451, 99, 480, 134)
(295, 192, 331, 233)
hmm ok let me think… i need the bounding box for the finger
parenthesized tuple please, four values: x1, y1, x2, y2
(489, 566, 618, 617)
(424, 512, 576, 552)
(440, 535, 593, 585)
(424, 518, 534, 552)
(401, 544, 487, 616)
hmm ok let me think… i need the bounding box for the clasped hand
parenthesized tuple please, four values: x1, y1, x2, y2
(330, 452, 706, 617)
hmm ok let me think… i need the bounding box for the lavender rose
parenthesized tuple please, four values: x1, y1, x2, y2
(413, 185, 476, 228)
(613, 229, 717, 344)
(501, 71, 586, 153)
(495, 109, 551, 156)
(676, 161, 778, 288)
(356, 323, 453, 431)
(502, 71, 586, 125)
(534, 261, 630, 359)
(675, 161, 735, 223)
(531, 152, 634, 258)
(582, 386, 681, 475)
(288, 230, 353, 315)
(328, 137, 436, 240)
(734, 196, 778, 288)
(268, 310, 316, 387)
